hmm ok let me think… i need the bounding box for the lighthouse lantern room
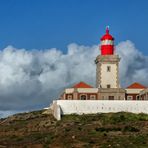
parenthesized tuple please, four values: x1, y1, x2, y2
(100, 26, 114, 55)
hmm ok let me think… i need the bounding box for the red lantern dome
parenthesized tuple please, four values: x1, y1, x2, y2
(100, 27, 114, 55)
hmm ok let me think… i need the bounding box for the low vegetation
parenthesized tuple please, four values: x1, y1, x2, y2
(0, 111, 148, 147)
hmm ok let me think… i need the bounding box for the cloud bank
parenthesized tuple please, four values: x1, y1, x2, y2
(0, 40, 148, 117)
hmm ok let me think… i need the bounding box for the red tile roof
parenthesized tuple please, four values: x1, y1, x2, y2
(127, 82, 146, 89)
(73, 81, 93, 88)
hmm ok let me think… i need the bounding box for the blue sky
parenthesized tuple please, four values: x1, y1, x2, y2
(0, 0, 148, 54)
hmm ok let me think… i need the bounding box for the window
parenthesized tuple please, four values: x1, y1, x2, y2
(107, 66, 111, 72)
(136, 95, 139, 100)
(107, 84, 111, 88)
(109, 96, 114, 100)
(127, 96, 133, 100)
(80, 95, 87, 100)
(67, 94, 73, 100)
(90, 95, 96, 100)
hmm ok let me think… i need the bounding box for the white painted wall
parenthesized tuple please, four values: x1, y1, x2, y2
(65, 88, 98, 93)
(126, 89, 144, 94)
(65, 88, 74, 93)
(52, 101, 61, 120)
(101, 63, 117, 88)
(77, 88, 98, 93)
(51, 100, 148, 120)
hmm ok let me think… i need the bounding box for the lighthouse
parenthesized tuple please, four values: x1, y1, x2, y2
(95, 27, 120, 89)
(59, 26, 125, 101)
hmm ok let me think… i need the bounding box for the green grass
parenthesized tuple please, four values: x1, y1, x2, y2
(62, 112, 148, 124)
(0, 110, 148, 147)
(123, 125, 139, 132)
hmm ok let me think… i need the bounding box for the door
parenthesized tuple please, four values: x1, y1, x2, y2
(109, 96, 114, 100)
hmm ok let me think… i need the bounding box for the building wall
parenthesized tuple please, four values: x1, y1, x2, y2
(77, 88, 98, 93)
(125, 89, 144, 94)
(95, 55, 120, 88)
(65, 94, 73, 100)
(101, 63, 117, 88)
(78, 93, 98, 100)
(52, 100, 148, 120)
(125, 88, 145, 100)
(125, 94, 139, 100)
(139, 88, 148, 100)
(61, 88, 125, 100)
(64, 93, 98, 100)
(100, 92, 125, 100)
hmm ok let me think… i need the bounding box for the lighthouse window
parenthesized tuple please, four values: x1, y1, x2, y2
(107, 66, 111, 72)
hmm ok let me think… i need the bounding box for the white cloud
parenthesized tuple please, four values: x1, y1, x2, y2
(0, 110, 18, 118)
(0, 40, 147, 117)
(116, 40, 148, 86)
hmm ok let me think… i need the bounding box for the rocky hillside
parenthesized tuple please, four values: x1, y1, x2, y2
(0, 110, 148, 148)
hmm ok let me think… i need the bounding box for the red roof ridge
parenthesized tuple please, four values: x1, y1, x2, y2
(73, 81, 93, 88)
(126, 82, 146, 89)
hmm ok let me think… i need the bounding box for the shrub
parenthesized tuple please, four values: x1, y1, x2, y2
(123, 126, 139, 132)
(95, 127, 121, 132)
(78, 127, 82, 131)
(89, 140, 95, 144)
